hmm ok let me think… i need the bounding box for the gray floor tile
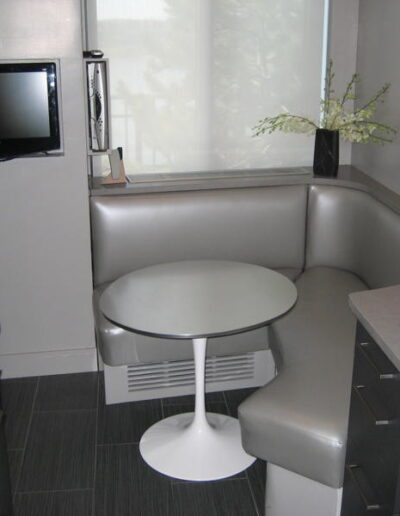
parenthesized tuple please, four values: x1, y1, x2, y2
(14, 490, 92, 516)
(1, 379, 37, 449)
(1, 378, 37, 413)
(95, 443, 170, 516)
(224, 388, 256, 417)
(3, 372, 265, 516)
(7, 449, 23, 493)
(97, 397, 162, 445)
(4, 412, 31, 450)
(0, 377, 38, 386)
(169, 478, 258, 516)
(247, 459, 266, 516)
(18, 411, 96, 491)
(35, 373, 98, 411)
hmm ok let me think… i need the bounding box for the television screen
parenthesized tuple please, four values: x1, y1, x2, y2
(0, 62, 61, 159)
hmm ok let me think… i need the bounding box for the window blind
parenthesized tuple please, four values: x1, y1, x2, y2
(88, 0, 325, 175)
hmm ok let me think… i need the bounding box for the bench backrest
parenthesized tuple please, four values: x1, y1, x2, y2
(91, 182, 400, 290)
(306, 185, 400, 288)
(90, 185, 307, 286)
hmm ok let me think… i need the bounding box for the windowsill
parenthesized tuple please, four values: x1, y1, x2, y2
(127, 167, 311, 183)
(89, 166, 313, 196)
(89, 164, 400, 215)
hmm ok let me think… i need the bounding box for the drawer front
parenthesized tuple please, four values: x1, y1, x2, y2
(341, 465, 391, 516)
(348, 384, 400, 504)
(355, 325, 400, 383)
(344, 323, 400, 514)
(353, 328, 400, 421)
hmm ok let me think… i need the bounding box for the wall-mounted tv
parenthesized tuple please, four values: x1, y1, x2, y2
(0, 61, 61, 159)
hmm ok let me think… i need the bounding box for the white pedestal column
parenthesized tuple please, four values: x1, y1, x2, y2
(139, 337, 256, 481)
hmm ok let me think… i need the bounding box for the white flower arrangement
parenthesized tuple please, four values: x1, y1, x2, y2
(253, 61, 396, 144)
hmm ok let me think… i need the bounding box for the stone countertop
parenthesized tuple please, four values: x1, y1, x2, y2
(349, 285, 400, 370)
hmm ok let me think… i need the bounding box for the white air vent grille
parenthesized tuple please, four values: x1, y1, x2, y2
(103, 349, 274, 404)
(127, 353, 255, 392)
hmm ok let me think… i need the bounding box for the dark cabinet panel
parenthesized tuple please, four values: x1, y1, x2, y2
(342, 323, 400, 516)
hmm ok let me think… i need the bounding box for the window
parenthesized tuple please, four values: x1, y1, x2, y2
(87, 0, 325, 175)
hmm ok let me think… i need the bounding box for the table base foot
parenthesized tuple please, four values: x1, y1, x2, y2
(139, 412, 256, 481)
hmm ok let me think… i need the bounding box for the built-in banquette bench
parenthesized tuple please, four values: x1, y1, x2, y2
(90, 173, 400, 516)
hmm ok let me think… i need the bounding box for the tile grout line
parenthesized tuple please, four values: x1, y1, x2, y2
(13, 376, 40, 499)
(16, 488, 94, 495)
(92, 372, 100, 516)
(97, 441, 140, 447)
(160, 397, 165, 419)
(221, 390, 231, 417)
(32, 408, 98, 414)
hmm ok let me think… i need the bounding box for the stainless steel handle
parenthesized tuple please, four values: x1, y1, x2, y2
(353, 385, 398, 426)
(358, 341, 400, 380)
(346, 465, 384, 511)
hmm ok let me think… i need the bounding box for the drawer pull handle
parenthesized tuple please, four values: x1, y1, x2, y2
(353, 385, 398, 426)
(346, 465, 383, 511)
(359, 341, 400, 380)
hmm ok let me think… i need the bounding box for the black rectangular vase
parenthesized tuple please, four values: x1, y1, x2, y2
(313, 129, 339, 177)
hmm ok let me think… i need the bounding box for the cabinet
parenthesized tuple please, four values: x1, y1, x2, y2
(342, 323, 400, 515)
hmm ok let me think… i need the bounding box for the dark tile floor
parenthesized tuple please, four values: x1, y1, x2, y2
(1, 373, 265, 516)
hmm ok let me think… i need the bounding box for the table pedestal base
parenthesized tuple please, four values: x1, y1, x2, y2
(140, 411, 256, 481)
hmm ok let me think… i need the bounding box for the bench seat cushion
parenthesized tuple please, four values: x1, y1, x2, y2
(238, 267, 367, 488)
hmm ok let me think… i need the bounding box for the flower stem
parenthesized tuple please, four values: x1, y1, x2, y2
(355, 83, 390, 114)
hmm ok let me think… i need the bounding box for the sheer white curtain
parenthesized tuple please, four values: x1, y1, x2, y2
(88, 0, 325, 175)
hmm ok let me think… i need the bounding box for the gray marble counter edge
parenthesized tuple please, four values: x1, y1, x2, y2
(349, 288, 400, 371)
(89, 165, 400, 215)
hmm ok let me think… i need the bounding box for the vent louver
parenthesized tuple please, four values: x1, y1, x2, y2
(127, 353, 255, 392)
(103, 349, 273, 404)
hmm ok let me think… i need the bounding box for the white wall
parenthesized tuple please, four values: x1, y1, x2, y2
(0, 0, 96, 377)
(352, 0, 400, 194)
(329, 0, 359, 166)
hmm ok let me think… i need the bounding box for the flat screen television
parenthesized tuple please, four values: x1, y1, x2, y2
(0, 61, 61, 159)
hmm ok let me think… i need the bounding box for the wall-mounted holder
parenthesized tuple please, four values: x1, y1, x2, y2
(84, 57, 111, 154)
(84, 53, 117, 180)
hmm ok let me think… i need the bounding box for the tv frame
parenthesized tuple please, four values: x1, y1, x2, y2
(0, 60, 62, 159)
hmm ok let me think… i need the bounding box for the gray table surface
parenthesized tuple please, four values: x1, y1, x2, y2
(100, 260, 297, 339)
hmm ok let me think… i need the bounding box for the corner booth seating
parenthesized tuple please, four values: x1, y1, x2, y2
(90, 179, 400, 516)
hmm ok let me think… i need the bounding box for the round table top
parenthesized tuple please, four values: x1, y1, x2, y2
(100, 260, 297, 339)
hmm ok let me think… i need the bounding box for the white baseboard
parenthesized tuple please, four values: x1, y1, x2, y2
(0, 348, 98, 378)
(265, 463, 343, 516)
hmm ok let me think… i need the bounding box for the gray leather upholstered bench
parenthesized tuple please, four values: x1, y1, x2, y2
(90, 180, 400, 515)
(239, 185, 400, 515)
(91, 185, 307, 403)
